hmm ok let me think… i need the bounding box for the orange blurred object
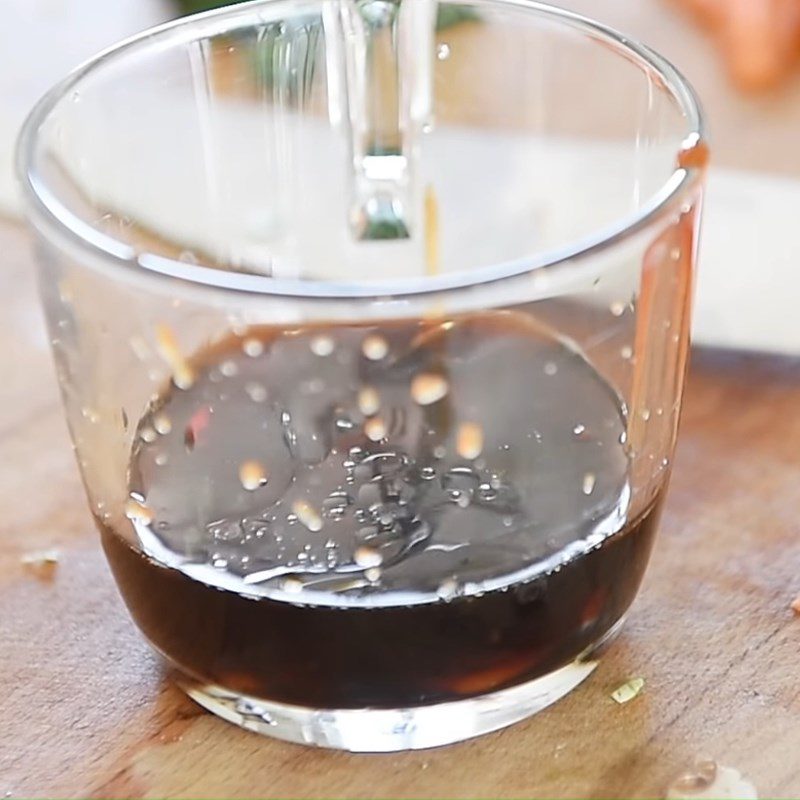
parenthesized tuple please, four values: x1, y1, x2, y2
(670, 0, 800, 90)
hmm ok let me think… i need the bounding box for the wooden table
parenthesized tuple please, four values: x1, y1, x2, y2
(4, 1, 800, 795)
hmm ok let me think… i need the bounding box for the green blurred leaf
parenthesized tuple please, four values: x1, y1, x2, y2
(173, 0, 478, 30)
(173, 1, 479, 94)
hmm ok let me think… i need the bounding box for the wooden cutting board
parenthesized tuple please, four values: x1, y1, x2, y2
(2, 209, 799, 798)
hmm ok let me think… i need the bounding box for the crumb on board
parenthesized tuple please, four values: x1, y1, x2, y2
(21, 548, 60, 578)
(611, 677, 645, 704)
(791, 594, 800, 615)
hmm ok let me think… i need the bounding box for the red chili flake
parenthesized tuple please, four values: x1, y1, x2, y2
(185, 406, 211, 451)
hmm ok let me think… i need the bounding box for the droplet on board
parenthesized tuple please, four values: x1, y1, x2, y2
(621, 345, 634, 361)
(292, 499, 323, 532)
(239, 460, 268, 491)
(573, 423, 586, 436)
(457, 422, 484, 460)
(544, 362, 558, 376)
(21, 548, 60, 577)
(666, 762, 757, 800)
(670, 760, 718, 795)
(365, 567, 382, 582)
(20, 547, 60, 581)
(437, 42, 450, 60)
(411, 373, 449, 406)
(582, 473, 596, 496)
(610, 300, 626, 317)
(362, 334, 389, 361)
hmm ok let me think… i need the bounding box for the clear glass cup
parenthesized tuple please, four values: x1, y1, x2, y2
(16, 0, 705, 752)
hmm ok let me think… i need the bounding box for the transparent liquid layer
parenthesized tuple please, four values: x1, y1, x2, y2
(126, 310, 632, 607)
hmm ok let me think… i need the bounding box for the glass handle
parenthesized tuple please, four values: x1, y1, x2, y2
(324, 0, 436, 240)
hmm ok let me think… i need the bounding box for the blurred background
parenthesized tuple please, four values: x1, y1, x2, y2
(3, 0, 800, 351)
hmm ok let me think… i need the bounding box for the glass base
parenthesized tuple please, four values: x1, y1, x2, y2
(178, 660, 601, 752)
(176, 618, 626, 752)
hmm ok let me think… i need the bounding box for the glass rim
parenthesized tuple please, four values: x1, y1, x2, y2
(15, 0, 705, 302)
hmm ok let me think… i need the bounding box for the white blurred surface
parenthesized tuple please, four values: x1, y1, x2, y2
(3, 0, 800, 355)
(0, 0, 170, 215)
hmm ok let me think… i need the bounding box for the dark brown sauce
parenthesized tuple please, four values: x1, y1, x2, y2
(102, 310, 663, 708)
(100, 502, 658, 707)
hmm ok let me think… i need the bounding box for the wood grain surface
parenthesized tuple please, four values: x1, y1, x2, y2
(4, 0, 800, 795)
